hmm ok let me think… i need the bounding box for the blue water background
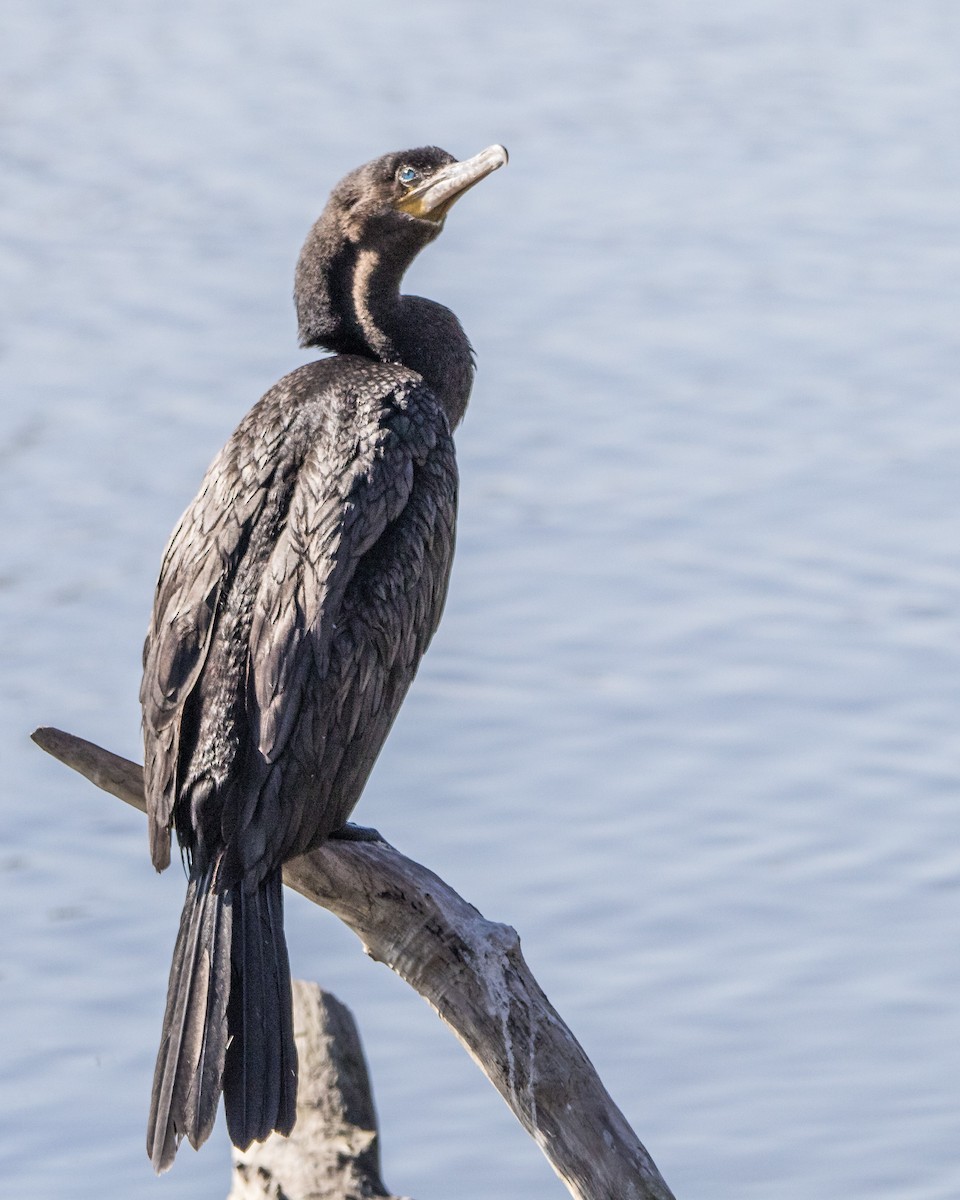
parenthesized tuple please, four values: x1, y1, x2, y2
(1, 2, 958, 1197)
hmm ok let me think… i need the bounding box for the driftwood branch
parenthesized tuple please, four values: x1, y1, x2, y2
(32, 726, 676, 1200)
(228, 981, 406, 1200)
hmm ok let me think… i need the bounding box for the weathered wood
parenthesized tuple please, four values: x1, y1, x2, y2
(228, 981, 405, 1200)
(32, 726, 676, 1200)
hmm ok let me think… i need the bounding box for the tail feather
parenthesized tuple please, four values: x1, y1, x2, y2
(271, 874, 298, 1137)
(147, 862, 298, 1173)
(223, 866, 298, 1150)
(147, 862, 232, 1172)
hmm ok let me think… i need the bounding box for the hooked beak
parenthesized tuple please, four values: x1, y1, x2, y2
(396, 144, 509, 223)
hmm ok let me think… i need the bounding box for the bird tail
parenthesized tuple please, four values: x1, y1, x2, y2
(147, 861, 298, 1173)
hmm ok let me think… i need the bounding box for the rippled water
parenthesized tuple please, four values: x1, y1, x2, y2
(2, 2, 958, 1197)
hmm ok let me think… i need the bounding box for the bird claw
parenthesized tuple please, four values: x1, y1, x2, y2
(329, 822, 386, 844)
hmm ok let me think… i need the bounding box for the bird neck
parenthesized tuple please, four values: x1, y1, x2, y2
(382, 292, 475, 433)
(296, 236, 474, 431)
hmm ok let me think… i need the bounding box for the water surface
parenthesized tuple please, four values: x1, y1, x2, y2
(2, 2, 958, 1197)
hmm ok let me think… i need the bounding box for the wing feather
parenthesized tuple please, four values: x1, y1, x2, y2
(141, 440, 276, 865)
(248, 411, 427, 765)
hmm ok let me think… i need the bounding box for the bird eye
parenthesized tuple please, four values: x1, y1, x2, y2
(397, 165, 419, 187)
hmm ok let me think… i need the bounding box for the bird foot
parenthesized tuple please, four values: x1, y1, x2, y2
(330, 822, 386, 844)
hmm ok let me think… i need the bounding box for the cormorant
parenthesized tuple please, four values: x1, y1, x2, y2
(140, 143, 508, 1172)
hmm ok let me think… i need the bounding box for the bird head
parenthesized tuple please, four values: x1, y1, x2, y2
(295, 144, 507, 352)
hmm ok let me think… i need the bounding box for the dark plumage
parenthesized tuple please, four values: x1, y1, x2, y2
(140, 144, 507, 1172)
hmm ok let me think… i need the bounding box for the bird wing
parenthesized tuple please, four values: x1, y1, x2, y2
(247, 396, 445, 767)
(140, 436, 280, 865)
